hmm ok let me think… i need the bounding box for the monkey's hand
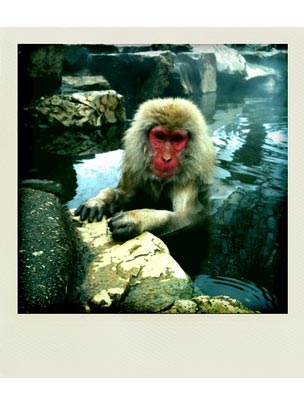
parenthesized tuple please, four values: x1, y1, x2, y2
(108, 211, 143, 242)
(108, 209, 174, 242)
(74, 188, 120, 223)
(74, 199, 105, 223)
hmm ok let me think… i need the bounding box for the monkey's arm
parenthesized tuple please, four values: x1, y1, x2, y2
(108, 183, 206, 241)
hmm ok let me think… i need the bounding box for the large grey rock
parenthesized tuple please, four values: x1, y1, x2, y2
(18, 188, 77, 313)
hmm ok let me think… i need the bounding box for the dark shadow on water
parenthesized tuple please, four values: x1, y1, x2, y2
(161, 220, 212, 279)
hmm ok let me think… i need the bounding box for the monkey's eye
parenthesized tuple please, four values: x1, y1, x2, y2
(155, 133, 166, 141)
(171, 135, 184, 142)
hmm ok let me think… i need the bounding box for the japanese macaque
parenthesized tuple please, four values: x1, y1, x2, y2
(75, 98, 215, 242)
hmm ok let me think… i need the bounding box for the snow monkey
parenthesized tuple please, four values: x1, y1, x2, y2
(75, 98, 215, 242)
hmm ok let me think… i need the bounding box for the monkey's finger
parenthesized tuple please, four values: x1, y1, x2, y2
(88, 207, 98, 223)
(111, 229, 131, 242)
(107, 218, 114, 232)
(110, 211, 125, 221)
(80, 206, 90, 221)
(108, 216, 118, 232)
(108, 213, 123, 230)
(108, 205, 119, 216)
(74, 204, 84, 216)
(96, 207, 104, 222)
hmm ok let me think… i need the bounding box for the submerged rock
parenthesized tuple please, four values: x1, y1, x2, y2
(164, 296, 256, 314)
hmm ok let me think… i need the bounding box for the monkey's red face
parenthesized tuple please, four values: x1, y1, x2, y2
(149, 126, 189, 180)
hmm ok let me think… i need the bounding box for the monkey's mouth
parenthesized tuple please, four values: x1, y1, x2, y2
(154, 168, 176, 180)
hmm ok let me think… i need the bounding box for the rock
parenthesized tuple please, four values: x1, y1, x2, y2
(69, 211, 256, 314)
(193, 44, 247, 77)
(150, 44, 193, 53)
(198, 92, 217, 120)
(18, 188, 78, 313)
(62, 75, 111, 92)
(69, 214, 194, 313)
(120, 253, 193, 313)
(34, 90, 126, 127)
(230, 44, 287, 52)
(192, 44, 286, 95)
(87, 50, 219, 114)
(164, 296, 256, 314)
(85, 44, 193, 55)
(168, 52, 217, 97)
(18, 190, 256, 314)
(238, 47, 288, 70)
(89, 51, 176, 110)
(63, 45, 90, 75)
(20, 179, 64, 198)
(164, 299, 198, 314)
(18, 44, 64, 102)
(245, 63, 277, 80)
(241, 49, 287, 95)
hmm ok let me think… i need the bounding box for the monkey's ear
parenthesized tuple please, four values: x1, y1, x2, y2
(183, 131, 193, 142)
(187, 130, 194, 139)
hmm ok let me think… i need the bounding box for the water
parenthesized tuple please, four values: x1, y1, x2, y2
(20, 95, 288, 313)
(195, 275, 278, 313)
(198, 95, 287, 313)
(69, 149, 123, 209)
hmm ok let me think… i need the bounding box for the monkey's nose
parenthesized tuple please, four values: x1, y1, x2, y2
(162, 148, 172, 162)
(162, 155, 172, 162)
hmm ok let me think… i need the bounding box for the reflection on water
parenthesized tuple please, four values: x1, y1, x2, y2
(211, 97, 287, 194)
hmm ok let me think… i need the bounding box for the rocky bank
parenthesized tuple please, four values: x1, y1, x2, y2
(19, 187, 255, 314)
